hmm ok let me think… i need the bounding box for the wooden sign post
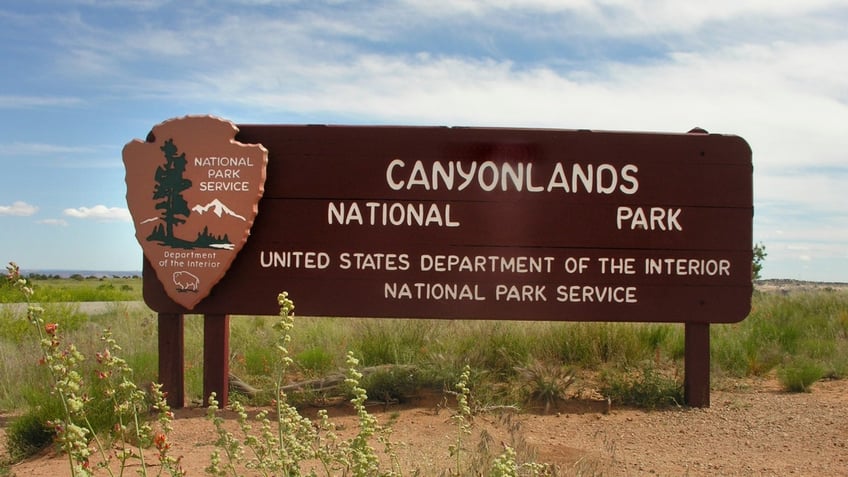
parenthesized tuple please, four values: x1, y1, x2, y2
(126, 118, 753, 408)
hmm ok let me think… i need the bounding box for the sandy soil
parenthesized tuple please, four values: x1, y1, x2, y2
(3, 377, 847, 476)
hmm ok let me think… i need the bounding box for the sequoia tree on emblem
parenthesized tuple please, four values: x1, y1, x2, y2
(123, 116, 268, 309)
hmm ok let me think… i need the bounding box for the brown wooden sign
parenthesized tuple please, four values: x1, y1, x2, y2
(139, 124, 753, 323)
(124, 116, 268, 309)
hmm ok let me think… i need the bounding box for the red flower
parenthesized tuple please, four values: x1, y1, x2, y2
(154, 433, 169, 451)
(6, 262, 20, 282)
(45, 323, 58, 335)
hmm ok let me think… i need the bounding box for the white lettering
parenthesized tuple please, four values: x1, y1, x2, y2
(620, 164, 639, 194)
(644, 258, 731, 276)
(386, 159, 405, 190)
(495, 284, 547, 302)
(547, 163, 570, 192)
(596, 164, 617, 194)
(259, 251, 330, 269)
(387, 160, 640, 194)
(407, 160, 430, 190)
(526, 163, 545, 192)
(616, 207, 683, 231)
(194, 156, 255, 167)
(556, 285, 638, 303)
(384, 282, 486, 301)
(563, 257, 591, 274)
(420, 254, 555, 273)
(478, 161, 499, 191)
(198, 181, 250, 191)
(432, 161, 455, 190)
(328, 201, 460, 227)
(339, 252, 410, 271)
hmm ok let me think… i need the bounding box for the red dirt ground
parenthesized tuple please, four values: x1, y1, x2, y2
(3, 377, 847, 476)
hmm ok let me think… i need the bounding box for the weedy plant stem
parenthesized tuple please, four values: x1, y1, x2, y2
(5, 262, 184, 477)
(8, 263, 94, 476)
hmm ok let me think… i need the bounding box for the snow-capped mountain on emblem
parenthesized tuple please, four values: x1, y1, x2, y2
(192, 199, 246, 221)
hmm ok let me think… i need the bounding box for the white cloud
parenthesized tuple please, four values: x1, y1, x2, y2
(0, 201, 39, 216)
(0, 95, 84, 109)
(756, 172, 848, 218)
(63, 206, 132, 222)
(69, 0, 169, 9)
(399, 0, 848, 36)
(38, 218, 69, 227)
(200, 39, 846, 164)
(0, 142, 97, 156)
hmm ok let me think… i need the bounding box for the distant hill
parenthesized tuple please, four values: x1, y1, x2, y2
(23, 269, 142, 278)
(755, 278, 848, 292)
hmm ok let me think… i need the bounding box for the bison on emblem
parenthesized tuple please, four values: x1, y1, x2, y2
(172, 271, 200, 292)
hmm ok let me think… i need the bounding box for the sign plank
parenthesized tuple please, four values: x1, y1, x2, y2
(142, 125, 752, 323)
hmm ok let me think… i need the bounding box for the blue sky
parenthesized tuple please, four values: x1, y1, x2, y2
(1, 0, 846, 281)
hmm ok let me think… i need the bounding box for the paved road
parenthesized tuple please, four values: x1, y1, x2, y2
(0, 301, 149, 315)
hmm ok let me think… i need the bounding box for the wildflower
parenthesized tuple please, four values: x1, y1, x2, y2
(5, 261, 20, 281)
(45, 322, 59, 335)
(95, 350, 111, 363)
(154, 433, 170, 451)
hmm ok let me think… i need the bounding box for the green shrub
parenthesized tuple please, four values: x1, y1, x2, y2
(295, 346, 334, 375)
(239, 345, 275, 377)
(5, 406, 56, 459)
(778, 358, 825, 392)
(0, 307, 30, 341)
(3, 339, 152, 463)
(359, 365, 423, 403)
(546, 322, 649, 369)
(40, 303, 89, 332)
(711, 290, 848, 380)
(638, 324, 673, 353)
(351, 318, 435, 366)
(124, 350, 159, 384)
(601, 363, 684, 409)
(515, 361, 576, 414)
(353, 321, 398, 365)
(455, 322, 534, 380)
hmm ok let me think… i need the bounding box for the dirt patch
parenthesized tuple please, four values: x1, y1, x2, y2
(4, 378, 847, 476)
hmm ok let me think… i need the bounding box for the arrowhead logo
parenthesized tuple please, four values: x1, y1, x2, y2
(123, 116, 268, 309)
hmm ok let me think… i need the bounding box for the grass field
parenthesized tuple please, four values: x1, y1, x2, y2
(2, 277, 845, 407)
(0, 275, 142, 304)
(1, 274, 847, 473)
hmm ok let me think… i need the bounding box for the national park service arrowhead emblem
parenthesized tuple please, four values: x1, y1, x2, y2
(123, 116, 268, 309)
